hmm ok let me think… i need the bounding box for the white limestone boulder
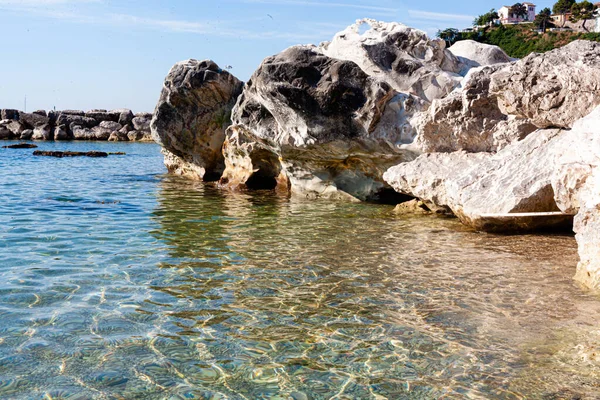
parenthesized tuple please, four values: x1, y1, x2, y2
(384, 129, 566, 231)
(319, 19, 463, 103)
(448, 40, 511, 74)
(490, 40, 600, 129)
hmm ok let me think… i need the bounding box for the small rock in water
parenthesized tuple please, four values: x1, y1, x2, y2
(108, 152, 126, 155)
(33, 150, 109, 158)
(2, 143, 38, 149)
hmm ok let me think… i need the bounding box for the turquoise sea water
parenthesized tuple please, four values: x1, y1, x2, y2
(0, 141, 599, 399)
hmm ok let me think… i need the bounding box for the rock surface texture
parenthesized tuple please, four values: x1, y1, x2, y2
(318, 19, 464, 103)
(221, 45, 420, 201)
(151, 59, 244, 181)
(409, 65, 537, 153)
(550, 107, 600, 289)
(448, 40, 512, 73)
(384, 128, 566, 231)
(490, 40, 600, 129)
(0, 108, 152, 141)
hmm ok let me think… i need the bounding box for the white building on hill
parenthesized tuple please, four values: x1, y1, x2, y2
(499, 2, 536, 24)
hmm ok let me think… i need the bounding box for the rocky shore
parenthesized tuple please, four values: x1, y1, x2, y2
(0, 109, 153, 141)
(150, 19, 600, 290)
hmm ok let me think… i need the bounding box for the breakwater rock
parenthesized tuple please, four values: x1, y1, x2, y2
(0, 109, 153, 142)
(150, 19, 600, 289)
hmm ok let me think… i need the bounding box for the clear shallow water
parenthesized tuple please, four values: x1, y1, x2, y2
(0, 141, 599, 399)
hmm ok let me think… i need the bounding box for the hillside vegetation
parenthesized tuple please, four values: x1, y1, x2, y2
(451, 24, 600, 59)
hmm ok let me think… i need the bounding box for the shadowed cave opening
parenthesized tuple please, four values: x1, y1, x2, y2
(370, 188, 415, 205)
(245, 150, 282, 190)
(203, 170, 224, 182)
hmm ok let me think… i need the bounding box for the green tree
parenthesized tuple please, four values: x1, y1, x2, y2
(473, 9, 499, 26)
(571, 1, 598, 31)
(436, 28, 460, 47)
(534, 8, 555, 32)
(510, 3, 528, 20)
(553, 0, 576, 26)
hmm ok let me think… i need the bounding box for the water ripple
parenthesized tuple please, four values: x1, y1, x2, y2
(0, 141, 599, 398)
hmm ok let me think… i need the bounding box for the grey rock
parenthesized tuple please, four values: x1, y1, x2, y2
(448, 40, 512, 73)
(72, 126, 95, 140)
(132, 116, 150, 132)
(32, 124, 54, 140)
(20, 129, 33, 140)
(384, 129, 565, 231)
(116, 109, 134, 126)
(91, 126, 111, 140)
(20, 112, 49, 129)
(127, 130, 145, 141)
(32, 110, 47, 117)
(99, 120, 122, 131)
(108, 131, 129, 142)
(85, 110, 120, 124)
(409, 65, 537, 153)
(5, 121, 26, 136)
(222, 45, 419, 201)
(61, 110, 85, 116)
(1, 109, 19, 120)
(59, 114, 98, 130)
(151, 59, 244, 181)
(0, 126, 12, 139)
(53, 125, 71, 141)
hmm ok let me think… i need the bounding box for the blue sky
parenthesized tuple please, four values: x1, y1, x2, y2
(0, 0, 555, 112)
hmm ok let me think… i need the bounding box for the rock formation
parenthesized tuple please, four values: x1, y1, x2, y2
(385, 129, 567, 231)
(151, 59, 244, 181)
(381, 41, 600, 288)
(408, 65, 537, 153)
(318, 19, 464, 103)
(220, 45, 420, 201)
(490, 40, 600, 129)
(448, 40, 512, 74)
(147, 19, 600, 288)
(0, 108, 153, 141)
(550, 107, 600, 289)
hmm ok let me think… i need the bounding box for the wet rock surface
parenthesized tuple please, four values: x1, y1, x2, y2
(2, 143, 38, 149)
(32, 151, 126, 158)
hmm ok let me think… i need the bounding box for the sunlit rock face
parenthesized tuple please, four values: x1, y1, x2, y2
(490, 40, 600, 129)
(151, 59, 244, 181)
(403, 40, 600, 154)
(408, 65, 537, 153)
(220, 45, 421, 202)
(551, 106, 600, 289)
(384, 129, 565, 231)
(448, 40, 512, 74)
(318, 19, 464, 103)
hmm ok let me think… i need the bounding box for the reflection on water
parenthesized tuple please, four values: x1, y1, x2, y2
(0, 141, 599, 399)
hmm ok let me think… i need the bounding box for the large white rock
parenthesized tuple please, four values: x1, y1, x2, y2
(448, 40, 511, 74)
(385, 128, 566, 231)
(319, 19, 463, 103)
(552, 106, 600, 289)
(490, 40, 600, 129)
(221, 45, 419, 202)
(407, 65, 537, 153)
